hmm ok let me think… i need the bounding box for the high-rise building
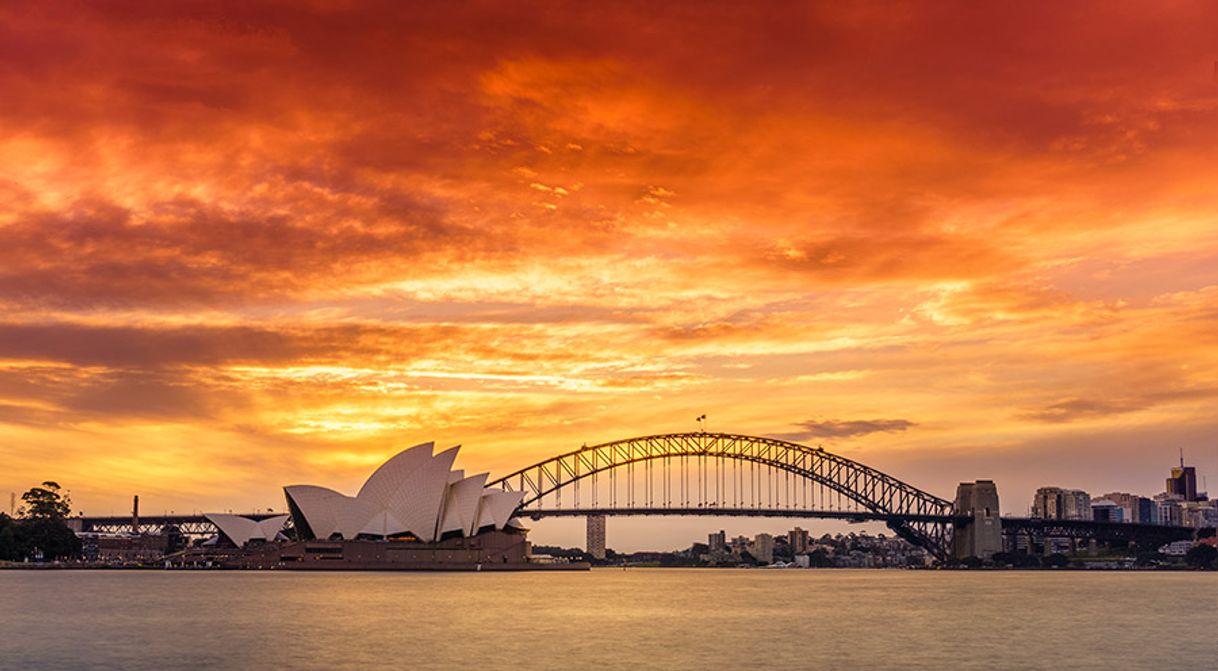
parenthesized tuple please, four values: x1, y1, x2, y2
(708, 529, 726, 554)
(751, 533, 775, 563)
(1154, 494, 1183, 526)
(586, 515, 606, 560)
(1179, 500, 1218, 529)
(1166, 457, 1201, 502)
(1090, 499, 1123, 523)
(788, 526, 810, 554)
(1136, 497, 1158, 525)
(1095, 492, 1157, 524)
(1031, 487, 1091, 520)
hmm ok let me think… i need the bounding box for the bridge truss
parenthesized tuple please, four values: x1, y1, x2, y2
(488, 432, 958, 559)
(75, 514, 282, 538)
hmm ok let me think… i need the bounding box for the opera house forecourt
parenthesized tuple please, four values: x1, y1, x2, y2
(206, 442, 585, 570)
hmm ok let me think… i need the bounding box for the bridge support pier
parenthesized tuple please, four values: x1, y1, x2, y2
(952, 480, 1003, 560)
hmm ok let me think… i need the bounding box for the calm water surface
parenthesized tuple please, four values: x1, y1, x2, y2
(1, 569, 1214, 670)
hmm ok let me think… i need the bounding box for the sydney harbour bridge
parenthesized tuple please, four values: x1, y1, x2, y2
(77, 432, 1193, 561)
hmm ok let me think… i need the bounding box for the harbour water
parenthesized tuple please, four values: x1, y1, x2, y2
(2, 569, 1213, 670)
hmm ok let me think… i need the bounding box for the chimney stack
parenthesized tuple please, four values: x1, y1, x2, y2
(132, 495, 140, 536)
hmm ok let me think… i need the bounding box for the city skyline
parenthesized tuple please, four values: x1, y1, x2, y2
(2, 3, 1218, 551)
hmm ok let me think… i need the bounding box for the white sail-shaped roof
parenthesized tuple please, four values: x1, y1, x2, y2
(284, 485, 377, 540)
(205, 513, 289, 547)
(351, 442, 457, 541)
(390, 446, 458, 542)
(439, 473, 489, 537)
(284, 440, 522, 542)
(475, 489, 525, 531)
(359, 509, 407, 538)
(357, 442, 434, 502)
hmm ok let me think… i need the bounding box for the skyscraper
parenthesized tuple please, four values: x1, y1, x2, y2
(1166, 456, 1200, 501)
(1031, 487, 1091, 520)
(586, 514, 606, 560)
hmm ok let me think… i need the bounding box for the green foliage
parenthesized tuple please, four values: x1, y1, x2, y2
(806, 549, 832, 568)
(1184, 543, 1217, 570)
(17, 518, 81, 560)
(0, 482, 82, 561)
(1134, 549, 1166, 567)
(0, 513, 17, 561)
(1196, 527, 1216, 540)
(20, 481, 72, 520)
(1043, 553, 1069, 568)
(991, 551, 1041, 568)
(772, 543, 793, 562)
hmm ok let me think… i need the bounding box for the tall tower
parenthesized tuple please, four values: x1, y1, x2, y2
(586, 514, 606, 560)
(131, 495, 140, 536)
(952, 480, 1002, 560)
(1166, 453, 1199, 501)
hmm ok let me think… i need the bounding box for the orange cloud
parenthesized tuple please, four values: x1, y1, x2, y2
(1, 2, 1217, 545)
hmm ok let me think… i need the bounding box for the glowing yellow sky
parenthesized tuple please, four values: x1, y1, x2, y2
(2, 3, 1216, 546)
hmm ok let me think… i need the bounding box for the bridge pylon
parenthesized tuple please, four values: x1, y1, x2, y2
(952, 480, 1002, 560)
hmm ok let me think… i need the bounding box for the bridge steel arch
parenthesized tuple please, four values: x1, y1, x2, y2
(488, 432, 957, 559)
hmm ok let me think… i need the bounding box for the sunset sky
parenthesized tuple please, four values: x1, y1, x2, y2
(2, 2, 1216, 549)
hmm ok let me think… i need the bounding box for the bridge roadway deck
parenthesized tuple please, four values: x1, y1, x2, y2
(522, 507, 964, 524)
(75, 512, 1197, 545)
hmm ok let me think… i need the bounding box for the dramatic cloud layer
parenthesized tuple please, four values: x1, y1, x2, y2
(2, 2, 1216, 543)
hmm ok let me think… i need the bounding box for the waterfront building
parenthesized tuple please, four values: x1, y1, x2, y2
(78, 532, 176, 563)
(751, 533, 775, 563)
(586, 515, 606, 560)
(1031, 487, 1091, 520)
(788, 526, 810, 554)
(708, 529, 726, 553)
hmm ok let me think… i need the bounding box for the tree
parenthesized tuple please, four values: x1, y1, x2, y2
(17, 518, 81, 560)
(1134, 549, 1165, 567)
(19, 481, 72, 520)
(992, 551, 1040, 568)
(807, 549, 832, 568)
(1043, 553, 1069, 568)
(1196, 527, 1216, 540)
(1184, 544, 1217, 570)
(9, 482, 81, 561)
(0, 513, 18, 561)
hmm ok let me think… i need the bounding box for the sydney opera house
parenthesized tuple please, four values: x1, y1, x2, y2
(210, 442, 575, 570)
